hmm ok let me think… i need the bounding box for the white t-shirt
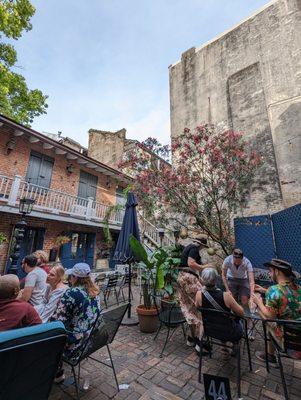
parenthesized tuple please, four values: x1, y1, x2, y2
(222, 255, 253, 279)
(25, 267, 48, 312)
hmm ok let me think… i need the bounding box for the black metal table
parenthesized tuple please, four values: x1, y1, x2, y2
(244, 309, 270, 372)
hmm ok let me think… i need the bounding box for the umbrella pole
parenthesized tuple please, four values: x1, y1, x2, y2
(128, 262, 132, 319)
(121, 262, 138, 326)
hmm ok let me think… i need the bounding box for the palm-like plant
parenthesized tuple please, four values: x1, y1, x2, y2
(129, 235, 181, 308)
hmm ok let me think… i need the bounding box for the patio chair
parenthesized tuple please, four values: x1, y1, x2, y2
(99, 272, 120, 307)
(263, 318, 301, 400)
(0, 321, 66, 400)
(117, 273, 134, 302)
(197, 307, 252, 399)
(63, 303, 129, 400)
(153, 295, 186, 358)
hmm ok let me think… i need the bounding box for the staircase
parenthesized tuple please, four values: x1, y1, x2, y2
(138, 213, 174, 251)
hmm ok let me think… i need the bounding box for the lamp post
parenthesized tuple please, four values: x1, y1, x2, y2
(10, 198, 35, 275)
(158, 228, 165, 247)
(173, 229, 180, 244)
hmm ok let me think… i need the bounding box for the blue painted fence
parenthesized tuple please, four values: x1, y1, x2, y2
(234, 203, 301, 273)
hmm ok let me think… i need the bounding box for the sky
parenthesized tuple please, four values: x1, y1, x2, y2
(13, 0, 270, 147)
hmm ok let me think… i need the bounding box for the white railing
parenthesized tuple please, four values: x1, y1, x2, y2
(0, 175, 13, 202)
(0, 174, 173, 239)
(0, 174, 123, 226)
(138, 213, 174, 248)
(19, 181, 90, 217)
(93, 202, 125, 224)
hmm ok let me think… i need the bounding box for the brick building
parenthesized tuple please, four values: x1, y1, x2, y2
(169, 0, 301, 216)
(0, 114, 131, 275)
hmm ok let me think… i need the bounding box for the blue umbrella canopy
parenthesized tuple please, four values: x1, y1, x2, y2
(113, 192, 140, 262)
(113, 192, 140, 320)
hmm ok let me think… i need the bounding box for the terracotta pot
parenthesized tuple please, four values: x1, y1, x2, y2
(136, 305, 159, 333)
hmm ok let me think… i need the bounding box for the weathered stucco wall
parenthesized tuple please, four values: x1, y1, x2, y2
(169, 0, 301, 216)
(88, 128, 126, 168)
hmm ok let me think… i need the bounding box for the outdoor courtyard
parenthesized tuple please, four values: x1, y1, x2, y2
(49, 288, 301, 400)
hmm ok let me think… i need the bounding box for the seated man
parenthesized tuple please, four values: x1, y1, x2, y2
(0, 274, 41, 331)
(253, 259, 301, 365)
(19, 254, 48, 314)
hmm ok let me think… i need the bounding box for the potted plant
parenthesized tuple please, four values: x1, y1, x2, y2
(130, 235, 169, 333)
(160, 244, 181, 301)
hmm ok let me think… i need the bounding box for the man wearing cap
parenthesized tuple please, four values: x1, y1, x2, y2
(178, 235, 212, 354)
(252, 259, 301, 364)
(222, 248, 254, 307)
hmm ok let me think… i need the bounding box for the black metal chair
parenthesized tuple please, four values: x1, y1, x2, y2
(63, 303, 129, 399)
(0, 321, 66, 400)
(99, 273, 120, 307)
(117, 273, 133, 302)
(153, 295, 186, 358)
(263, 318, 301, 400)
(197, 307, 252, 399)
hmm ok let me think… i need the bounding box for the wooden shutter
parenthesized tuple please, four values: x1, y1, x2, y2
(25, 151, 54, 188)
(78, 171, 98, 200)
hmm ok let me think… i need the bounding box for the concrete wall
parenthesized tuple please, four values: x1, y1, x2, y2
(88, 128, 126, 168)
(169, 0, 301, 215)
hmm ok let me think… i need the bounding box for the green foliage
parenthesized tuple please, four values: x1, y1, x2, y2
(0, 232, 7, 244)
(130, 236, 181, 307)
(102, 188, 127, 247)
(0, 0, 35, 39)
(0, 0, 48, 125)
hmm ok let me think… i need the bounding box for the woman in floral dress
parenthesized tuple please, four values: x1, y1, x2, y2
(52, 263, 101, 382)
(178, 236, 211, 353)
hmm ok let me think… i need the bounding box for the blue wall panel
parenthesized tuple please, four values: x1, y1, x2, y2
(234, 215, 276, 268)
(272, 204, 301, 273)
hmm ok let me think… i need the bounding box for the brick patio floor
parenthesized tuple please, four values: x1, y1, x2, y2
(50, 286, 301, 400)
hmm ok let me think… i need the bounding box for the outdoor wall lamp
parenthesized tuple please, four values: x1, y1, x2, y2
(19, 197, 35, 216)
(5, 138, 16, 154)
(158, 228, 165, 247)
(66, 163, 75, 174)
(106, 177, 112, 189)
(10, 198, 35, 276)
(173, 229, 180, 243)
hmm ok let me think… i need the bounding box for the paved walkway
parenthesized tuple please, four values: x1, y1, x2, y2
(50, 287, 301, 400)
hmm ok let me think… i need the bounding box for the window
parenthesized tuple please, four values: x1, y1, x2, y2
(116, 187, 126, 205)
(25, 151, 54, 188)
(78, 171, 98, 200)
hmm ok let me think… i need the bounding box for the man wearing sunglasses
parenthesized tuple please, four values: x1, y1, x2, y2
(222, 248, 255, 307)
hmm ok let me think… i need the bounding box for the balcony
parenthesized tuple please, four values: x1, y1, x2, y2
(0, 174, 124, 228)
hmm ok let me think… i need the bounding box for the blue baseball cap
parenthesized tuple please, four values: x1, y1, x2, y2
(65, 263, 91, 278)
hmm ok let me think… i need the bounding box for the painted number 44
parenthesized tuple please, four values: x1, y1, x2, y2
(208, 380, 228, 400)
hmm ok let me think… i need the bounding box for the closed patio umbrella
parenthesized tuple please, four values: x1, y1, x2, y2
(113, 192, 140, 320)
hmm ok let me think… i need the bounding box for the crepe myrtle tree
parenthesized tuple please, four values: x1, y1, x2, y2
(119, 125, 262, 256)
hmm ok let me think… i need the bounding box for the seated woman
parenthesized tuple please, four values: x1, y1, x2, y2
(51, 262, 101, 382)
(195, 268, 244, 358)
(39, 265, 67, 323)
(33, 250, 51, 274)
